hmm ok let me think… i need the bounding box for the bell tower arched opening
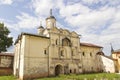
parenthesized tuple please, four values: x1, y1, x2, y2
(62, 37, 71, 46)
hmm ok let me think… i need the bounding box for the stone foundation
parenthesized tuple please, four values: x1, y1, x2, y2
(0, 67, 13, 76)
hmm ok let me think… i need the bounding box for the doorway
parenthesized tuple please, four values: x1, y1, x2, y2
(55, 65, 62, 76)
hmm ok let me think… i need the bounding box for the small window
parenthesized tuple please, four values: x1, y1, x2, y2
(61, 51, 64, 56)
(70, 69, 72, 73)
(79, 66, 81, 69)
(56, 39, 58, 45)
(71, 51, 74, 56)
(90, 52, 92, 57)
(82, 52, 85, 56)
(91, 67, 93, 70)
(44, 50, 47, 55)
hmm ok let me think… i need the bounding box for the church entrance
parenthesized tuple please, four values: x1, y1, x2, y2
(55, 65, 63, 76)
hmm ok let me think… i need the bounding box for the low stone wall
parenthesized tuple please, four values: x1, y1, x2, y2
(0, 67, 13, 76)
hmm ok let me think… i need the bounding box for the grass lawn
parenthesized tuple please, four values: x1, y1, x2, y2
(37, 73, 120, 80)
(0, 75, 16, 80)
(0, 73, 119, 80)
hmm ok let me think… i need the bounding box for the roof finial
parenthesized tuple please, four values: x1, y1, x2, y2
(110, 43, 114, 53)
(50, 9, 52, 16)
(40, 20, 42, 26)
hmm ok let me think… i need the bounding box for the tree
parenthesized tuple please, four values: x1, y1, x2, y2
(0, 23, 13, 53)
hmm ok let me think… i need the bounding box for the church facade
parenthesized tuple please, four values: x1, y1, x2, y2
(14, 10, 109, 80)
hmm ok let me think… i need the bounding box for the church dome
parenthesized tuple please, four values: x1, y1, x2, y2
(46, 9, 56, 29)
(46, 9, 56, 20)
(38, 26, 44, 29)
(46, 16, 56, 20)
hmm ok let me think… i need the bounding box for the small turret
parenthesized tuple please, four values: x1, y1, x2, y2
(37, 22, 44, 35)
(46, 9, 56, 29)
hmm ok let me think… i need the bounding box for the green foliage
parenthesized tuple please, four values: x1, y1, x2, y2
(0, 23, 13, 53)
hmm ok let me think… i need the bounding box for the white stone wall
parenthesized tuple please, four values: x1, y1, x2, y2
(101, 55, 115, 73)
(23, 35, 49, 79)
(81, 46, 102, 73)
(13, 40, 21, 76)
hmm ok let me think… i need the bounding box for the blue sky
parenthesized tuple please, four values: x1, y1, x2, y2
(0, 0, 120, 56)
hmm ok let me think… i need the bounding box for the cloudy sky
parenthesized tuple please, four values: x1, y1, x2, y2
(0, 0, 120, 55)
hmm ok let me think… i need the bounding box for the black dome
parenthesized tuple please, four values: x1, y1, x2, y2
(37, 26, 44, 29)
(46, 16, 56, 20)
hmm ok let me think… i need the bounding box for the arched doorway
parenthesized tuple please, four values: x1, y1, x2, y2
(55, 65, 63, 76)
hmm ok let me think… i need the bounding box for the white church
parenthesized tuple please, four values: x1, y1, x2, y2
(13, 9, 115, 80)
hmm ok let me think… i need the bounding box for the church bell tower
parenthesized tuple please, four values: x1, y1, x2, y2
(46, 9, 56, 29)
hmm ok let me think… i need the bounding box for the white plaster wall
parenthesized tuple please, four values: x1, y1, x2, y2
(101, 56, 115, 73)
(81, 46, 101, 73)
(24, 35, 49, 76)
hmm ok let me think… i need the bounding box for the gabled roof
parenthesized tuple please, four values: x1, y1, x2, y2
(80, 42, 103, 48)
(14, 32, 50, 45)
(21, 33, 49, 39)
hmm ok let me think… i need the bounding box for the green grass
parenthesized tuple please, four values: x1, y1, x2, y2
(37, 73, 120, 80)
(0, 75, 16, 80)
(0, 73, 119, 80)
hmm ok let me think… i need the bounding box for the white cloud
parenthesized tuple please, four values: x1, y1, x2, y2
(17, 0, 120, 55)
(59, 3, 90, 18)
(1, 0, 120, 55)
(58, 1, 120, 55)
(0, 0, 13, 5)
(31, 0, 52, 16)
(16, 12, 40, 29)
(81, 0, 120, 6)
(63, 5, 115, 28)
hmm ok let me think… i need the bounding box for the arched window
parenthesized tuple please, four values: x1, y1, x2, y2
(91, 67, 93, 70)
(44, 50, 47, 55)
(82, 52, 85, 56)
(90, 52, 92, 57)
(70, 69, 72, 73)
(56, 39, 58, 45)
(71, 50, 74, 56)
(60, 50, 64, 57)
(62, 38, 71, 46)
